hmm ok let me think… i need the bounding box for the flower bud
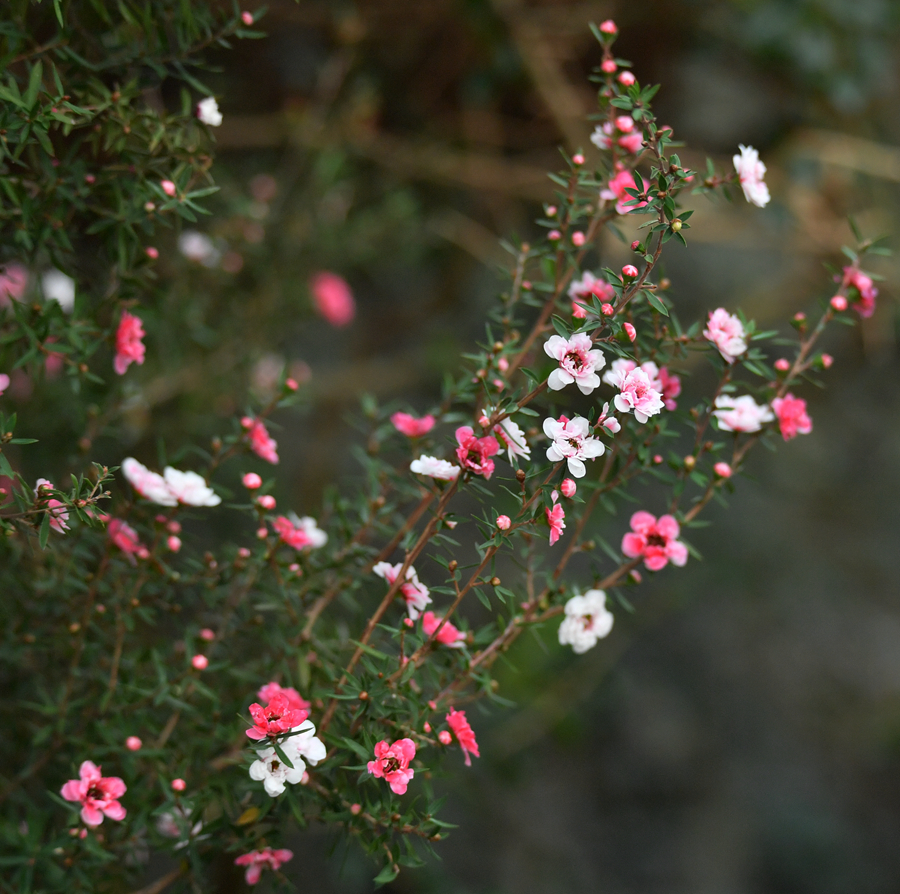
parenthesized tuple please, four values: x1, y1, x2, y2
(572, 153, 585, 166)
(623, 322, 636, 342)
(714, 462, 732, 478)
(546, 205, 557, 216)
(774, 358, 790, 372)
(683, 455, 696, 470)
(830, 295, 847, 311)
(191, 655, 208, 670)
(167, 535, 182, 552)
(621, 264, 638, 279)
(199, 628, 215, 641)
(599, 19, 618, 34)
(671, 219, 682, 232)
(819, 353, 834, 369)
(490, 576, 501, 587)
(601, 303, 614, 316)
(571, 231, 585, 247)
(560, 478, 576, 498)
(548, 230, 561, 241)
(160, 180, 176, 197)
(257, 494, 276, 510)
(601, 59, 617, 73)
(438, 730, 452, 745)
(171, 778, 186, 792)
(125, 736, 142, 751)
(615, 115, 634, 133)
(241, 11, 253, 25)
(145, 246, 159, 260)
(242, 472, 262, 489)
(285, 377, 299, 391)
(618, 71, 635, 86)
(496, 515, 511, 530)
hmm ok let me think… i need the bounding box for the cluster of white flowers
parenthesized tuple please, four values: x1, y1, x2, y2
(122, 457, 220, 507)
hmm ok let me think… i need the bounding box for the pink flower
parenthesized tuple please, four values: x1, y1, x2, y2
(841, 266, 878, 318)
(0, 373, 8, 396)
(830, 294, 848, 312)
(242, 417, 279, 464)
(422, 611, 466, 648)
(257, 682, 311, 714)
(446, 708, 480, 766)
(618, 131, 644, 154)
(560, 478, 576, 498)
(191, 655, 208, 670)
(125, 736, 142, 751)
(543, 415, 605, 478)
(713, 395, 774, 433)
(367, 738, 416, 795)
(373, 561, 431, 618)
(613, 367, 664, 423)
(771, 393, 812, 441)
(242, 472, 262, 489)
(60, 761, 127, 827)
(113, 311, 145, 376)
(108, 518, 145, 562)
(391, 412, 436, 437)
(733, 145, 770, 208)
(567, 270, 615, 318)
(0, 262, 28, 305)
(122, 457, 177, 506)
(246, 692, 309, 741)
(714, 462, 732, 478)
(455, 426, 500, 480)
(703, 308, 747, 363)
(161, 180, 176, 197)
(480, 408, 531, 463)
(600, 166, 647, 215)
(618, 71, 636, 86)
(310, 271, 355, 327)
(241, 11, 254, 26)
(543, 333, 606, 394)
(599, 19, 617, 34)
(546, 501, 566, 545)
(657, 366, 681, 410)
(621, 511, 688, 571)
(35, 479, 68, 533)
(496, 515, 511, 530)
(234, 848, 294, 886)
(410, 455, 459, 481)
(273, 515, 327, 550)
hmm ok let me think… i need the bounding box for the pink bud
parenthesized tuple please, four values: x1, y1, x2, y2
(241, 11, 253, 25)
(601, 303, 614, 316)
(572, 153, 585, 166)
(240, 416, 254, 429)
(79, 828, 87, 839)
(631, 240, 641, 251)
(560, 478, 576, 498)
(623, 322, 636, 342)
(171, 778, 186, 792)
(821, 353, 833, 369)
(424, 722, 432, 733)
(522, 280, 532, 290)
(714, 462, 732, 478)
(84, 174, 96, 184)
(144, 201, 155, 212)
(167, 535, 182, 552)
(137, 547, 150, 560)
(601, 59, 617, 73)
(125, 736, 142, 751)
(438, 730, 452, 745)
(428, 700, 437, 710)
(571, 231, 585, 247)
(498, 357, 509, 372)
(199, 628, 215, 641)
(629, 569, 642, 583)
(242, 472, 262, 489)
(145, 246, 159, 260)
(285, 377, 298, 391)
(238, 547, 251, 558)
(622, 264, 638, 279)
(830, 295, 847, 311)
(191, 655, 208, 670)
(403, 617, 414, 628)
(653, 455, 663, 465)
(256, 527, 268, 539)
(793, 312, 806, 322)
(618, 71, 636, 86)
(496, 515, 511, 531)
(615, 115, 634, 132)
(161, 180, 176, 197)
(166, 520, 181, 534)
(548, 230, 561, 241)
(599, 19, 618, 34)
(300, 771, 309, 784)
(257, 494, 276, 510)
(774, 358, 790, 372)
(289, 562, 301, 573)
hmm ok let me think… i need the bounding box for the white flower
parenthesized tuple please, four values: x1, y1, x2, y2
(373, 561, 431, 619)
(42, 270, 75, 312)
(178, 230, 220, 268)
(558, 589, 614, 654)
(285, 719, 326, 766)
(481, 407, 531, 463)
(249, 738, 307, 797)
(163, 467, 221, 507)
(703, 308, 747, 364)
(543, 415, 605, 478)
(733, 145, 770, 208)
(410, 455, 459, 480)
(196, 97, 222, 127)
(543, 334, 606, 395)
(712, 395, 774, 433)
(122, 457, 177, 506)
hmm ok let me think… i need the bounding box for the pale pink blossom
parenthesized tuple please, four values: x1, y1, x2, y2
(480, 408, 530, 463)
(613, 367, 664, 423)
(733, 145, 770, 208)
(163, 468, 221, 507)
(438, 730, 452, 745)
(657, 366, 681, 410)
(196, 97, 222, 127)
(0, 373, 8, 396)
(257, 682, 311, 714)
(599, 19, 617, 34)
(257, 494, 276, 510)
(560, 478, 576, 498)
(113, 311, 145, 375)
(600, 166, 647, 215)
(543, 333, 606, 394)
(36, 479, 68, 533)
(199, 628, 215, 641)
(771, 394, 812, 441)
(543, 415, 605, 478)
(546, 501, 566, 545)
(455, 426, 500, 479)
(618, 131, 644, 154)
(234, 848, 294, 886)
(273, 515, 327, 550)
(242, 417, 279, 464)
(167, 535, 181, 552)
(422, 611, 466, 648)
(703, 308, 747, 363)
(618, 71, 636, 86)
(246, 692, 309, 741)
(567, 270, 615, 318)
(60, 761, 126, 827)
(310, 271, 355, 326)
(410, 454, 459, 481)
(621, 511, 688, 571)
(841, 266, 878, 318)
(367, 738, 416, 795)
(571, 231, 585, 246)
(446, 708, 480, 766)
(241, 11, 254, 26)
(0, 263, 28, 305)
(558, 589, 614, 653)
(713, 395, 774, 433)
(373, 561, 431, 618)
(122, 457, 177, 506)
(108, 518, 145, 562)
(391, 412, 436, 437)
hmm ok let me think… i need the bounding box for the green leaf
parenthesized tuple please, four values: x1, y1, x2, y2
(38, 511, 51, 549)
(374, 863, 399, 886)
(644, 290, 669, 316)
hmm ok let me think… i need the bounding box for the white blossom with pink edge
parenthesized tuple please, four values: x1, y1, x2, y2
(480, 407, 531, 463)
(373, 561, 432, 619)
(543, 333, 606, 394)
(163, 467, 221, 507)
(410, 455, 460, 481)
(733, 145, 770, 208)
(558, 589, 614, 654)
(543, 415, 605, 478)
(703, 308, 747, 363)
(612, 367, 665, 423)
(122, 457, 178, 506)
(713, 395, 774, 433)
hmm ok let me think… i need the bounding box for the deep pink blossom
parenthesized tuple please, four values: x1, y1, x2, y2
(391, 412, 436, 437)
(600, 166, 647, 215)
(246, 692, 309, 741)
(113, 311, 146, 376)
(242, 417, 279, 464)
(257, 681, 311, 714)
(234, 848, 294, 886)
(310, 271, 355, 326)
(560, 478, 576, 498)
(35, 479, 68, 533)
(841, 266, 878, 318)
(60, 761, 126, 827)
(455, 426, 500, 480)
(657, 366, 681, 410)
(422, 611, 466, 648)
(108, 518, 146, 562)
(273, 515, 327, 550)
(546, 502, 566, 545)
(446, 708, 480, 766)
(771, 393, 812, 441)
(367, 738, 416, 795)
(621, 511, 688, 571)
(567, 270, 615, 318)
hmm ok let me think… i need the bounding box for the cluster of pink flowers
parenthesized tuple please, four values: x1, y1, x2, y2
(600, 165, 647, 216)
(367, 738, 416, 795)
(60, 761, 126, 827)
(733, 145, 770, 208)
(113, 311, 146, 376)
(621, 511, 688, 571)
(242, 416, 279, 464)
(840, 265, 878, 318)
(567, 270, 616, 318)
(234, 848, 294, 886)
(455, 426, 500, 480)
(272, 514, 327, 550)
(446, 708, 480, 766)
(543, 333, 606, 394)
(771, 394, 812, 440)
(108, 518, 148, 562)
(374, 561, 432, 618)
(422, 611, 466, 648)
(590, 115, 644, 155)
(310, 271, 355, 327)
(257, 681, 310, 713)
(704, 308, 747, 363)
(543, 415, 605, 478)
(391, 411, 435, 437)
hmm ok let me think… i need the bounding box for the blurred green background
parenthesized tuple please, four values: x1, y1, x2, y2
(83, 0, 900, 890)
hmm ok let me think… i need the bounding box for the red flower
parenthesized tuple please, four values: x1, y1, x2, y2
(246, 692, 309, 741)
(455, 426, 500, 480)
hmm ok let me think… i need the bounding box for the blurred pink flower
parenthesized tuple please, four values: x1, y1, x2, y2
(704, 308, 747, 363)
(422, 611, 466, 648)
(36, 478, 68, 533)
(546, 501, 566, 545)
(234, 848, 294, 886)
(310, 271, 355, 327)
(391, 412, 435, 437)
(733, 145, 770, 208)
(257, 681, 311, 713)
(0, 263, 28, 305)
(446, 708, 480, 766)
(771, 394, 812, 441)
(242, 417, 279, 464)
